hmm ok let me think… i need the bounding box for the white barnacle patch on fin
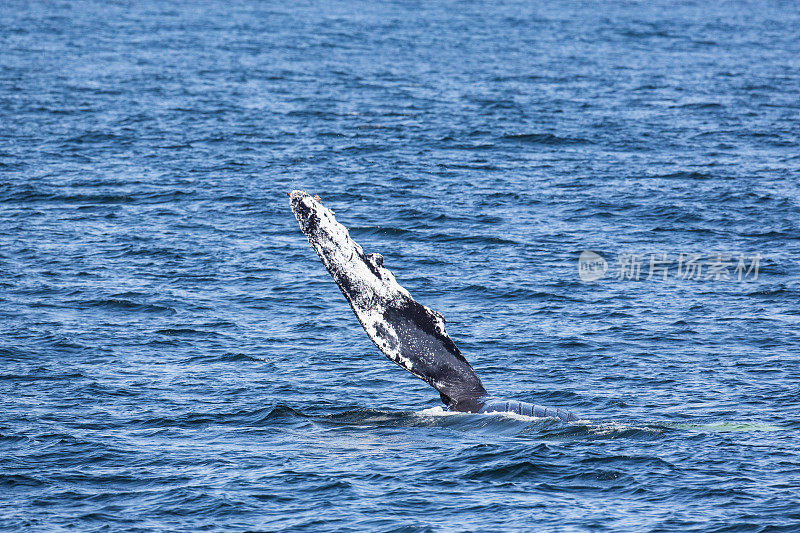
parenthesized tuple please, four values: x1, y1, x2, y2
(366, 253, 383, 267)
(365, 253, 385, 279)
(431, 310, 447, 335)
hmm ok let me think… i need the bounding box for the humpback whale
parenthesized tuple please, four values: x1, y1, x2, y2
(289, 190, 577, 422)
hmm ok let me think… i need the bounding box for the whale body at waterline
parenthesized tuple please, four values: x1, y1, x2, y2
(289, 190, 577, 422)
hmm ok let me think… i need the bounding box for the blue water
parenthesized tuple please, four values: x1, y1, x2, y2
(2, 0, 800, 531)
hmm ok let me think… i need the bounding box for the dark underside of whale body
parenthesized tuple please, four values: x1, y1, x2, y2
(289, 190, 577, 423)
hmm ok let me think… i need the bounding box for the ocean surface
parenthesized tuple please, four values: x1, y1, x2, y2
(2, 0, 800, 531)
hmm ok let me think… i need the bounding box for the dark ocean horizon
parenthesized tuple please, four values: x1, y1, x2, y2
(2, 1, 799, 531)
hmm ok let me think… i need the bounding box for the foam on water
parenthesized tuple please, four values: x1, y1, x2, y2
(673, 422, 788, 433)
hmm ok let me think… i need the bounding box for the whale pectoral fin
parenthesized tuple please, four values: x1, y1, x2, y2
(289, 190, 487, 411)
